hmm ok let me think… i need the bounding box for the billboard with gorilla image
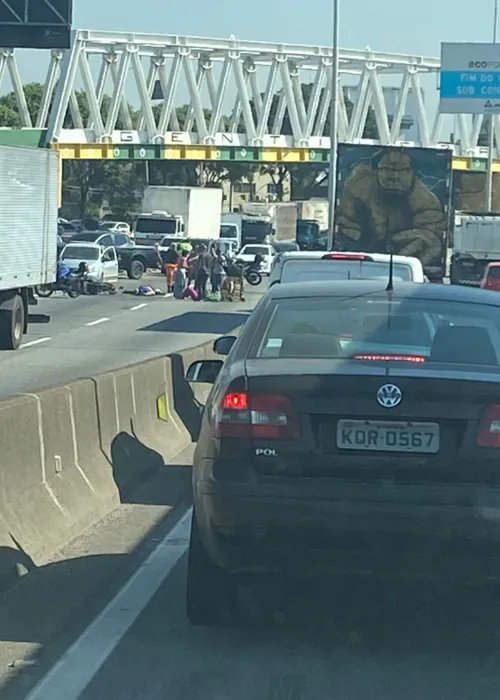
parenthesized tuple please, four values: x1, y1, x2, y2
(334, 145, 453, 279)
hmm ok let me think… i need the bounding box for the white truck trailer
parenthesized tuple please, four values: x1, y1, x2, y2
(450, 212, 500, 286)
(135, 186, 222, 244)
(0, 145, 59, 350)
(295, 199, 329, 231)
(272, 203, 298, 242)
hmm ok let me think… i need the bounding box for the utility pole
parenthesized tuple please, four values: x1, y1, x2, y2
(326, 0, 340, 250)
(485, 0, 499, 211)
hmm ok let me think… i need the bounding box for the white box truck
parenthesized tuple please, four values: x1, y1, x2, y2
(272, 203, 298, 242)
(296, 199, 329, 231)
(0, 145, 58, 349)
(450, 212, 500, 286)
(135, 186, 222, 244)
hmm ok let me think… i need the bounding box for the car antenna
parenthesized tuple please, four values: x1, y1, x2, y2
(386, 247, 394, 292)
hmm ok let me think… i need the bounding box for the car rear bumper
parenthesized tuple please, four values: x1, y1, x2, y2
(195, 476, 500, 581)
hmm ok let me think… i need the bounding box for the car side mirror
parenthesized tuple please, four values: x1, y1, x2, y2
(185, 359, 223, 383)
(213, 335, 237, 356)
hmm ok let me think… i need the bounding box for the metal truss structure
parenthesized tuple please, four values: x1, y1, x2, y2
(0, 30, 496, 156)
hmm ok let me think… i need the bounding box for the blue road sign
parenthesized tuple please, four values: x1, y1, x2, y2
(440, 43, 500, 114)
(440, 71, 500, 99)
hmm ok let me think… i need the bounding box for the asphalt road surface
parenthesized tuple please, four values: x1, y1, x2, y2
(1, 474, 500, 700)
(0, 273, 264, 398)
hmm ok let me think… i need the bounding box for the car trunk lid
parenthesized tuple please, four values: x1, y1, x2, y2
(245, 359, 500, 484)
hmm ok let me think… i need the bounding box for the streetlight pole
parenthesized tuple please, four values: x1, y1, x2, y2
(485, 0, 499, 211)
(327, 0, 340, 250)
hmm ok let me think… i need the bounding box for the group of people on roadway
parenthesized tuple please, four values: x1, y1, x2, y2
(160, 242, 246, 302)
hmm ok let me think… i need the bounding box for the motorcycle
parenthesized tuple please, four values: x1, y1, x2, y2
(36, 263, 117, 298)
(85, 279, 117, 295)
(35, 271, 82, 299)
(236, 259, 263, 286)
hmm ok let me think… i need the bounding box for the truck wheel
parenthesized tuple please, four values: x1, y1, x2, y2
(128, 259, 145, 280)
(0, 294, 24, 350)
(186, 513, 237, 627)
(35, 284, 54, 298)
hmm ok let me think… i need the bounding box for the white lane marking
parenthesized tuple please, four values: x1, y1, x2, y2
(85, 317, 110, 327)
(24, 507, 192, 700)
(129, 303, 148, 311)
(20, 337, 51, 349)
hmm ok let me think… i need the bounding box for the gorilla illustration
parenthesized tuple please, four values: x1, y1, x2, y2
(335, 150, 445, 266)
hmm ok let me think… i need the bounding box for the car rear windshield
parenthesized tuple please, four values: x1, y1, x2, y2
(220, 224, 238, 239)
(253, 295, 500, 366)
(71, 233, 100, 242)
(135, 217, 177, 234)
(62, 246, 99, 260)
(280, 259, 413, 283)
(488, 267, 500, 278)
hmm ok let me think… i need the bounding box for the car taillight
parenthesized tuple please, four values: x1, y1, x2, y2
(477, 405, 500, 447)
(321, 253, 373, 261)
(353, 354, 426, 363)
(215, 392, 299, 439)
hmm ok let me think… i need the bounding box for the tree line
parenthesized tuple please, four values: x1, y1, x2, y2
(0, 82, 379, 219)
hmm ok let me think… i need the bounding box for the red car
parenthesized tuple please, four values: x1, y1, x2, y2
(480, 262, 500, 291)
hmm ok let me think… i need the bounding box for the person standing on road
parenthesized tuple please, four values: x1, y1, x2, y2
(186, 246, 199, 285)
(193, 245, 211, 300)
(163, 243, 178, 293)
(173, 249, 189, 299)
(222, 259, 245, 301)
(211, 247, 225, 293)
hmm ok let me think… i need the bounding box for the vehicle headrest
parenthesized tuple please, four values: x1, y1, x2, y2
(279, 333, 341, 358)
(290, 324, 319, 334)
(430, 325, 498, 365)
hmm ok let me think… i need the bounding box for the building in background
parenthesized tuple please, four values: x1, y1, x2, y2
(221, 171, 291, 212)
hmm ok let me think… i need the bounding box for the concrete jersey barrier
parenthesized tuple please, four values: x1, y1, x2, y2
(0, 335, 229, 594)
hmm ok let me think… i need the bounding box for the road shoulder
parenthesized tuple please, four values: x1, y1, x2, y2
(0, 445, 194, 700)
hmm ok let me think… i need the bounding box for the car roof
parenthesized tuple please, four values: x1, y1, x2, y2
(63, 241, 100, 249)
(486, 262, 500, 268)
(276, 251, 421, 264)
(267, 279, 500, 306)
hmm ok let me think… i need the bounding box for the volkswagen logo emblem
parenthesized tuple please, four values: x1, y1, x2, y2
(377, 383, 402, 408)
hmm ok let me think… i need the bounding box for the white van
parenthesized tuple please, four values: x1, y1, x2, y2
(269, 251, 426, 286)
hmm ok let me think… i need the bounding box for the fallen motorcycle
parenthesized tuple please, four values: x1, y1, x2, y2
(35, 273, 81, 299)
(85, 279, 117, 295)
(36, 271, 117, 298)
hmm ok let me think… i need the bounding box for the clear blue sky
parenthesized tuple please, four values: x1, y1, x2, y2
(72, 0, 493, 55)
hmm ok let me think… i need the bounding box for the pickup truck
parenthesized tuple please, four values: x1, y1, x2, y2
(67, 231, 160, 279)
